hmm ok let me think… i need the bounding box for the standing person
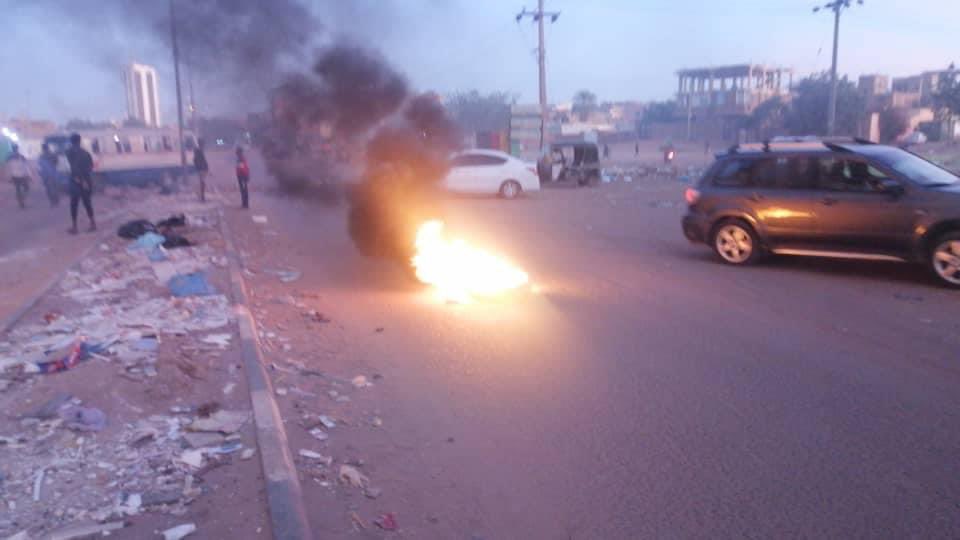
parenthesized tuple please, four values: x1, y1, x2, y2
(37, 143, 61, 207)
(235, 146, 250, 209)
(634, 141, 639, 157)
(65, 133, 96, 233)
(193, 138, 209, 202)
(4, 144, 33, 209)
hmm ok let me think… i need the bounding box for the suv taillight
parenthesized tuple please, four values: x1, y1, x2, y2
(684, 187, 701, 206)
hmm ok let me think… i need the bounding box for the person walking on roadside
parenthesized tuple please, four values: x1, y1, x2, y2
(38, 143, 62, 207)
(65, 133, 96, 233)
(4, 144, 33, 209)
(194, 138, 210, 202)
(235, 146, 250, 209)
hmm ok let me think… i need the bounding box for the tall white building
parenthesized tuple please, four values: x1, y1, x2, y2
(124, 63, 161, 127)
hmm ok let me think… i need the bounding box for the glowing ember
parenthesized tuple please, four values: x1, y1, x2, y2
(412, 220, 529, 302)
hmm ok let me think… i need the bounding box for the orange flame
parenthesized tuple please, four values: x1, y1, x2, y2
(412, 220, 529, 303)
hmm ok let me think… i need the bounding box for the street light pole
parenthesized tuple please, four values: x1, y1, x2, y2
(814, 0, 863, 136)
(169, 0, 187, 180)
(827, 6, 840, 136)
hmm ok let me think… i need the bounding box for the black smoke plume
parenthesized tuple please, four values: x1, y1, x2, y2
(264, 45, 461, 260)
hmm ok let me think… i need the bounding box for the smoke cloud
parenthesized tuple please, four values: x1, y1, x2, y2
(263, 45, 461, 260)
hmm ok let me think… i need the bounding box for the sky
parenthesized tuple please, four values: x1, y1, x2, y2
(2, 0, 957, 124)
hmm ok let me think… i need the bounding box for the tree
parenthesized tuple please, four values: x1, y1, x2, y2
(572, 90, 598, 121)
(122, 117, 148, 128)
(747, 97, 787, 140)
(444, 90, 514, 134)
(65, 118, 114, 131)
(879, 107, 909, 143)
(783, 73, 863, 136)
(934, 68, 960, 117)
(642, 100, 679, 123)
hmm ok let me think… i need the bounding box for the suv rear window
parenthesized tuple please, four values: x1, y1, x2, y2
(712, 158, 757, 187)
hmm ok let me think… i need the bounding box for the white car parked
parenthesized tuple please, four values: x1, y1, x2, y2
(443, 149, 540, 199)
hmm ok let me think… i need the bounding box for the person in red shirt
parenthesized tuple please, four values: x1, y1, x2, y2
(235, 146, 250, 209)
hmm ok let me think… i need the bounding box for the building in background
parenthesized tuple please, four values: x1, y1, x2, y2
(124, 63, 161, 127)
(509, 104, 560, 160)
(890, 69, 952, 109)
(670, 64, 793, 143)
(859, 74, 890, 97)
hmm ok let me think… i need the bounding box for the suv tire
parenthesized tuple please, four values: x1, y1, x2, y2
(711, 219, 761, 265)
(929, 231, 960, 288)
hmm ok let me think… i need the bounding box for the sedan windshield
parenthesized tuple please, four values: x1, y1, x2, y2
(859, 147, 960, 187)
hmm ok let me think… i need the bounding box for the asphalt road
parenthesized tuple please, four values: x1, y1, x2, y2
(218, 157, 960, 539)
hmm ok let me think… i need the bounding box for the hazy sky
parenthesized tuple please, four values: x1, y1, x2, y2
(2, 0, 957, 124)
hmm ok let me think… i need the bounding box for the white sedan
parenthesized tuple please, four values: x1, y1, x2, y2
(443, 149, 540, 199)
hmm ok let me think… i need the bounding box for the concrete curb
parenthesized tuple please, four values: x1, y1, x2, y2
(217, 208, 314, 540)
(0, 207, 130, 336)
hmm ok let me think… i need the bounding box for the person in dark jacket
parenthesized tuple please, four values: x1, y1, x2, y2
(194, 138, 209, 202)
(65, 133, 96, 233)
(236, 146, 250, 209)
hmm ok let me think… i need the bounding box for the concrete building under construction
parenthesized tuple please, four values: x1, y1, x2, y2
(670, 64, 794, 142)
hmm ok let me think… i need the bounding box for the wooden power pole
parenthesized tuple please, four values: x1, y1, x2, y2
(517, 2, 559, 155)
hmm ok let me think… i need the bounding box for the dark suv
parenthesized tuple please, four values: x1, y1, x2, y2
(682, 139, 960, 288)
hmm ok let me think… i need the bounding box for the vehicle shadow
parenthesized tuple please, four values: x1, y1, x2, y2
(760, 255, 933, 286)
(668, 244, 939, 288)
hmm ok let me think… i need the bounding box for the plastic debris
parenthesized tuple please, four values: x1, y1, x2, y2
(183, 432, 225, 449)
(162, 523, 197, 540)
(364, 487, 383, 499)
(188, 410, 249, 434)
(168, 272, 217, 297)
(178, 449, 204, 468)
(298, 450, 331, 465)
(128, 232, 166, 252)
(241, 448, 256, 460)
(371, 416, 383, 427)
(309, 428, 328, 441)
(352, 375, 371, 388)
(32, 469, 44, 501)
(252, 215, 268, 224)
(35, 340, 107, 375)
(44, 520, 126, 540)
(338, 465, 368, 488)
(208, 441, 243, 455)
(375, 513, 398, 531)
(132, 336, 160, 352)
(264, 268, 302, 283)
(222, 382, 236, 395)
(201, 333, 232, 348)
(318, 415, 336, 429)
(59, 406, 107, 432)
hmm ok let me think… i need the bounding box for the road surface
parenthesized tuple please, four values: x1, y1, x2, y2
(214, 154, 960, 539)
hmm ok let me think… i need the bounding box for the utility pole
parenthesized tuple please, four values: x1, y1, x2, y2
(814, 0, 863, 136)
(169, 0, 187, 180)
(517, 2, 559, 156)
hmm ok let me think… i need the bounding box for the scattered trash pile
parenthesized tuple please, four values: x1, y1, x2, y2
(0, 214, 229, 379)
(601, 164, 706, 184)
(0, 397, 251, 538)
(0, 208, 249, 539)
(601, 165, 654, 183)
